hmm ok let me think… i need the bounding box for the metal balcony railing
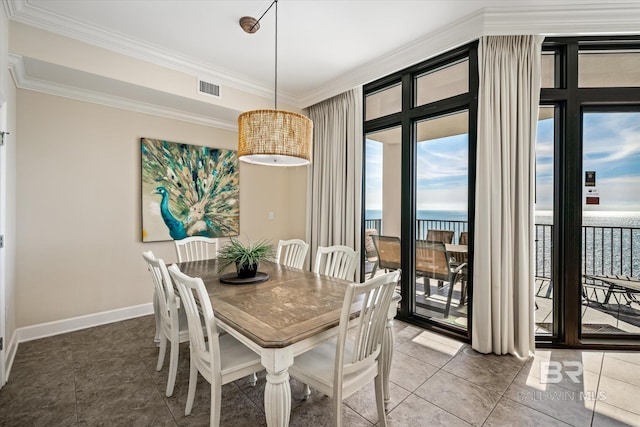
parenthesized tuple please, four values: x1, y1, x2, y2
(365, 218, 640, 279)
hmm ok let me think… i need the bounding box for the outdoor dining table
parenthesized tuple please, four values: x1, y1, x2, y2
(176, 258, 400, 427)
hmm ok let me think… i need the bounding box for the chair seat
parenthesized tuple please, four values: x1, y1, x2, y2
(289, 338, 378, 399)
(159, 302, 194, 342)
(218, 334, 262, 379)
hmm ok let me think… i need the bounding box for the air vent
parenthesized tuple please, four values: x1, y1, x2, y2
(198, 79, 221, 98)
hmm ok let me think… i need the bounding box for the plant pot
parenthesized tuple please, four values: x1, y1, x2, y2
(236, 262, 258, 279)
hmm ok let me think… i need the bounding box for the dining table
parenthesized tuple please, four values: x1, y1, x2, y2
(175, 258, 401, 427)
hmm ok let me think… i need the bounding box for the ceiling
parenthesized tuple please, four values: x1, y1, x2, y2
(4, 0, 637, 123)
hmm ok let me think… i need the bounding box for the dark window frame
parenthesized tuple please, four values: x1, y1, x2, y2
(539, 36, 640, 349)
(363, 41, 478, 342)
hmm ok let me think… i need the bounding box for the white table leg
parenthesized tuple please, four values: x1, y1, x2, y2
(383, 293, 401, 408)
(262, 349, 293, 427)
(382, 316, 394, 407)
(265, 369, 291, 427)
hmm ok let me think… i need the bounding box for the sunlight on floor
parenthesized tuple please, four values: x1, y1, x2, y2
(411, 330, 464, 356)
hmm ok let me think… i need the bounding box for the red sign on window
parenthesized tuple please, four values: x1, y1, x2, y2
(586, 196, 600, 205)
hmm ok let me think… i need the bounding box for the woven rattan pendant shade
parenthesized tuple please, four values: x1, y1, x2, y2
(238, 109, 313, 166)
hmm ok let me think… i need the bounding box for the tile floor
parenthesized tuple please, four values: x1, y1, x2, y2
(1, 315, 639, 426)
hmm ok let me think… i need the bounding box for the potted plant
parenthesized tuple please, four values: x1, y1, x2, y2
(217, 237, 275, 278)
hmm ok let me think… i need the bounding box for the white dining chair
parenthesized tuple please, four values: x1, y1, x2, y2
(142, 251, 189, 397)
(167, 264, 263, 427)
(289, 270, 400, 427)
(276, 239, 309, 269)
(174, 236, 219, 262)
(313, 245, 358, 282)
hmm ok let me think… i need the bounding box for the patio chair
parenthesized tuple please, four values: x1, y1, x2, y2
(371, 235, 401, 272)
(426, 230, 454, 288)
(459, 231, 468, 245)
(426, 229, 454, 244)
(583, 274, 640, 305)
(415, 240, 466, 318)
(364, 229, 379, 278)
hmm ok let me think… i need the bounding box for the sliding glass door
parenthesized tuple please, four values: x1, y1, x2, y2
(534, 106, 556, 336)
(538, 38, 640, 348)
(363, 43, 477, 340)
(414, 111, 469, 330)
(581, 110, 640, 337)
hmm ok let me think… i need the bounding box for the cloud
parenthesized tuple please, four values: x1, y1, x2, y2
(584, 113, 640, 164)
(416, 135, 468, 180)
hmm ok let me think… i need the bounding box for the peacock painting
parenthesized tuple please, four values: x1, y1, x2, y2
(141, 138, 239, 242)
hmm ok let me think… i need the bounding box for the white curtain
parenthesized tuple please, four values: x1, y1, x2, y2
(307, 88, 363, 276)
(472, 35, 544, 357)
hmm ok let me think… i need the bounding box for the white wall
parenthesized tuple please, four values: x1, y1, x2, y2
(15, 90, 307, 328)
(1, 1, 18, 384)
(382, 143, 401, 237)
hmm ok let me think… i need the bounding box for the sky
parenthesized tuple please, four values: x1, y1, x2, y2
(537, 111, 640, 212)
(366, 133, 468, 212)
(366, 111, 640, 214)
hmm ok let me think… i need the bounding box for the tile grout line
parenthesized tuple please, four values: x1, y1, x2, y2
(589, 352, 606, 427)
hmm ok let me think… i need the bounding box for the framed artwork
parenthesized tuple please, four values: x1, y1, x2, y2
(141, 138, 239, 242)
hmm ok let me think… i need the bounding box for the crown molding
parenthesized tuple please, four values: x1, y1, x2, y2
(5, 0, 298, 106)
(299, 3, 640, 107)
(6, 1, 640, 110)
(8, 54, 238, 131)
(482, 3, 640, 35)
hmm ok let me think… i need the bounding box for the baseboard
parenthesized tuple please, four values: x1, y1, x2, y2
(16, 303, 154, 343)
(4, 330, 18, 384)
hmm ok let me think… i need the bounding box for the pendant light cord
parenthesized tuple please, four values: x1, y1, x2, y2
(246, 0, 278, 109)
(274, 0, 278, 109)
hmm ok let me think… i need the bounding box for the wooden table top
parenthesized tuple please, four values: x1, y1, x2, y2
(176, 259, 351, 348)
(445, 244, 468, 254)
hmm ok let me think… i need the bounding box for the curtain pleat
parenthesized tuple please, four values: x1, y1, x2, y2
(473, 35, 544, 357)
(307, 88, 363, 277)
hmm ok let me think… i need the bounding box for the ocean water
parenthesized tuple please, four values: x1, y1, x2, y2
(366, 209, 640, 277)
(535, 210, 640, 227)
(367, 209, 640, 227)
(366, 209, 468, 222)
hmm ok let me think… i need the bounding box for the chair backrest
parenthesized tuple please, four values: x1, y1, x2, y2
(335, 271, 400, 383)
(313, 245, 358, 281)
(142, 251, 178, 328)
(459, 231, 468, 246)
(174, 236, 219, 262)
(167, 264, 221, 374)
(415, 240, 451, 282)
(426, 229, 454, 244)
(276, 239, 309, 269)
(363, 229, 379, 261)
(371, 235, 401, 271)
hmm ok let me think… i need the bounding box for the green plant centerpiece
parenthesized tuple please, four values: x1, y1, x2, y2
(217, 238, 275, 278)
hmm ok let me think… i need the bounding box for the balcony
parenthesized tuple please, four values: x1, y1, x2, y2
(365, 218, 640, 334)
